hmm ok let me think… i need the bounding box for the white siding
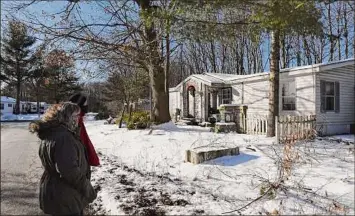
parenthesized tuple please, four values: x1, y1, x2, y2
(231, 72, 316, 116)
(169, 91, 180, 116)
(280, 72, 316, 116)
(1, 102, 15, 114)
(232, 78, 269, 115)
(315, 64, 355, 135)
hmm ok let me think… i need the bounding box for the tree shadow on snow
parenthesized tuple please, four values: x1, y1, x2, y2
(202, 153, 260, 166)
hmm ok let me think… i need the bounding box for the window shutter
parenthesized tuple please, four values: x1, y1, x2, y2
(320, 80, 326, 113)
(335, 81, 340, 113)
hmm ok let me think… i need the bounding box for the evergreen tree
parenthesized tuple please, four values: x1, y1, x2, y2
(0, 20, 37, 114)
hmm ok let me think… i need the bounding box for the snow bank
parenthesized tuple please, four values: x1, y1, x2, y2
(84, 112, 98, 121)
(331, 134, 354, 143)
(151, 121, 179, 131)
(0, 114, 42, 121)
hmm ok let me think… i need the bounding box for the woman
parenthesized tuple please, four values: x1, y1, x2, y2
(69, 93, 100, 166)
(29, 102, 97, 215)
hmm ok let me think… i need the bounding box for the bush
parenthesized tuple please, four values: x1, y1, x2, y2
(127, 122, 135, 130)
(123, 111, 151, 130)
(95, 111, 109, 120)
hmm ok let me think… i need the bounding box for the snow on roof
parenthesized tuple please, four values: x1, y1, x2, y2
(191, 74, 227, 84)
(1, 96, 16, 103)
(204, 73, 240, 81)
(28, 101, 48, 105)
(228, 58, 355, 82)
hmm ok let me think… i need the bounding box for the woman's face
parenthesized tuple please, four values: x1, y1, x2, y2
(72, 111, 80, 125)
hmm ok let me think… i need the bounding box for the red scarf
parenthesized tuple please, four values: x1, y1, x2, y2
(79, 112, 100, 166)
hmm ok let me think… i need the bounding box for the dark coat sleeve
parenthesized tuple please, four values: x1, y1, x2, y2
(54, 133, 96, 202)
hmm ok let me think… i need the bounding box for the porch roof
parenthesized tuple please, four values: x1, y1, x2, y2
(191, 74, 229, 85)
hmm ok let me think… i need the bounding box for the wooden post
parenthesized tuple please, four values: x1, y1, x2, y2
(275, 116, 279, 144)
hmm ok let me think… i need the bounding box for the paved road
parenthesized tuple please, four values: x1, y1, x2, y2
(1, 122, 44, 215)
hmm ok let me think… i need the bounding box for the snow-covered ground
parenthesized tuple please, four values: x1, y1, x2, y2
(84, 112, 98, 121)
(0, 113, 42, 121)
(85, 121, 355, 215)
(0, 112, 98, 122)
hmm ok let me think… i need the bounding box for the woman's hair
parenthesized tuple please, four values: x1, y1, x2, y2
(42, 102, 80, 124)
(29, 102, 80, 134)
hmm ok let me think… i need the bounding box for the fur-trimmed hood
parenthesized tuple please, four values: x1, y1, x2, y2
(29, 120, 63, 140)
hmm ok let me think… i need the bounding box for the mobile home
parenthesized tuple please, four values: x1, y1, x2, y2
(169, 58, 355, 135)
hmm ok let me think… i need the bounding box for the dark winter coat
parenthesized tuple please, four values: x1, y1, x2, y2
(33, 120, 97, 215)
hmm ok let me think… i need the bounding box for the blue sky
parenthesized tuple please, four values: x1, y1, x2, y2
(1, 1, 112, 83)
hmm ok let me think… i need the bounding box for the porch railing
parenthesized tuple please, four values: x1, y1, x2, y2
(244, 115, 268, 135)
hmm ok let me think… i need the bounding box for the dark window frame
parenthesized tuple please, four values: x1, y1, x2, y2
(218, 87, 232, 105)
(320, 80, 340, 113)
(281, 80, 296, 111)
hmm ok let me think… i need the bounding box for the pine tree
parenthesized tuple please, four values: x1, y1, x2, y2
(251, 0, 323, 137)
(0, 20, 36, 114)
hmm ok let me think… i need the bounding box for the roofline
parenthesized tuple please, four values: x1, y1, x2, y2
(320, 58, 354, 71)
(190, 74, 214, 85)
(169, 58, 354, 88)
(229, 58, 354, 83)
(281, 57, 354, 72)
(202, 73, 229, 83)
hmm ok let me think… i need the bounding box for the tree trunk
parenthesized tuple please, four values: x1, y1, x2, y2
(337, 2, 341, 60)
(267, 30, 280, 138)
(328, 2, 334, 61)
(119, 104, 125, 128)
(296, 35, 302, 66)
(165, 25, 170, 100)
(210, 41, 217, 73)
(281, 33, 286, 69)
(343, 3, 349, 58)
(15, 81, 21, 115)
(128, 103, 133, 122)
(239, 37, 245, 74)
(138, 0, 171, 124)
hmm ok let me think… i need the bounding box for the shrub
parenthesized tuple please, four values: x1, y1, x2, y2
(115, 118, 121, 125)
(127, 122, 135, 130)
(95, 111, 109, 120)
(125, 111, 151, 130)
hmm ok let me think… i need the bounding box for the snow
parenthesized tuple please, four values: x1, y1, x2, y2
(0, 96, 16, 103)
(331, 134, 354, 143)
(0, 114, 42, 121)
(85, 121, 355, 215)
(215, 122, 236, 126)
(151, 121, 179, 131)
(84, 112, 98, 121)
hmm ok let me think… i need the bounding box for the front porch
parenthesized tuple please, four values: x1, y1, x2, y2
(181, 81, 233, 123)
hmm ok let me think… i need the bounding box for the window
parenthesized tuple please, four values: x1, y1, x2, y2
(282, 80, 296, 111)
(8, 104, 12, 108)
(321, 81, 340, 112)
(218, 88, 232, 105)
(0, 103, 4, 110)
